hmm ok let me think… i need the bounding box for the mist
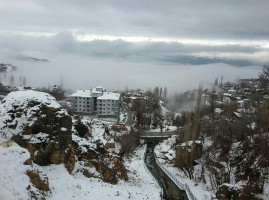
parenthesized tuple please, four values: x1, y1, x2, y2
(0, 31, 264, 94)
(0, 53, 261, 93)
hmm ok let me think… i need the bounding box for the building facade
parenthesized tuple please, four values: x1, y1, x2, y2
(71, 90, 93, 114)
(97, 92, 120, 117)
(71, 87, 120, 117)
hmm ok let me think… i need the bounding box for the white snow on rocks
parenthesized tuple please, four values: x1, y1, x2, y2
(0, 90, 67, 140)
(0, 94, 161, 200)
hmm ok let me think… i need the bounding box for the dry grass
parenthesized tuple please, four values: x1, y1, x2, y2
(26, 170, 50, 192)
(1, 139, 13, 148)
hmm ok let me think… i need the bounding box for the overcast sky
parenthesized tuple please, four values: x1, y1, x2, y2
(0, 0, 268, 92)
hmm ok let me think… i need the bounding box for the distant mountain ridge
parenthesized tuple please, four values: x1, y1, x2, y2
(16, 55, 50, 62)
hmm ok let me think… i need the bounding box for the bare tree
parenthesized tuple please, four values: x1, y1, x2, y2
(163, 86, 168, 103)
(10, 75, 14, 86)
(23, 76, 26, 87)
(259, 65, 269, 94)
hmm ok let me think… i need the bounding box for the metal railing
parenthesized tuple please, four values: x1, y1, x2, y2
(154, 153, 198, 200)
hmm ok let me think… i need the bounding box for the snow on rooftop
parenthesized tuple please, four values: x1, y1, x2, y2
(91, 87, 104, 94)
(71, 90, 92, 97)
(97, 92, 120, 100)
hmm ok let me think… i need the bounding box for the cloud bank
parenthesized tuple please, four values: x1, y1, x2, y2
(0, 0, 267, 92)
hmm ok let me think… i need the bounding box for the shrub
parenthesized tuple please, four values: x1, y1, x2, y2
(74, 120, 88, 137)
(119, 129, 140, 155)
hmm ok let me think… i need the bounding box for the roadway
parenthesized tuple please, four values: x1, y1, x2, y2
(121, 101, 134, 126)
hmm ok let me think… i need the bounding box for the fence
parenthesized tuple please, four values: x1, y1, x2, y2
(154, 153, 198, 200)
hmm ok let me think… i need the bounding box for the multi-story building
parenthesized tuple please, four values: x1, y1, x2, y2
(97, 92, 120, 117)
(71, 90, 93, 114)
(91, 86, 105, 111)
(71, 86, 120, 118)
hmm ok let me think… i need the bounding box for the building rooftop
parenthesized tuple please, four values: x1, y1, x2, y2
(71, 90, 92, 98)
(91, 86, 105, 94)
(97, 92, 120, 100)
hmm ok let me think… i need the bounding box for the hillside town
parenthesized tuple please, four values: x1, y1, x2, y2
(2, 1, 269, 200)
(0, 65, 269, 199)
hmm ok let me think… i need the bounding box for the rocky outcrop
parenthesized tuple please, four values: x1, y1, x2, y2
(73, 138, 127, 184)
(0, 91, 75, 173)
(0, 90, 128, 185)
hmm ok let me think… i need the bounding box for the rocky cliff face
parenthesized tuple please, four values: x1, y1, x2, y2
(73, 135, 128, 184)
(0, 90, 127, 184)
(0, 90, 75, 173)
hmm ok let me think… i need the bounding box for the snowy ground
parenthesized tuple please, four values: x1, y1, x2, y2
(119, 111, 127, 124)
(0, 112, 160, 200)
(0, 143, 161, 200)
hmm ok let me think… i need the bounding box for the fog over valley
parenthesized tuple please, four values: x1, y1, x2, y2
(1, 1, 269, 200)
(0, 32, 264, 92)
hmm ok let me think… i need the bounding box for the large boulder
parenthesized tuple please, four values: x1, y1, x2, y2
(0, 90, 75, 173)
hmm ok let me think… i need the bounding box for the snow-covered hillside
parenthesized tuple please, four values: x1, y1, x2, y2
(0, 91, 161, 200)
(155, 136, 269, 200)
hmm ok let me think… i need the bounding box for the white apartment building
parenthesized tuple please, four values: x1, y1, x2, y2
(71, 86, 120, 118)
(91, 86, 105, 111)
(71, 90, 93, 114)
(97, 92, 121, 117)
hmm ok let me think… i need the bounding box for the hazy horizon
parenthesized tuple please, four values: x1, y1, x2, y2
(0, 0, 268, 93)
